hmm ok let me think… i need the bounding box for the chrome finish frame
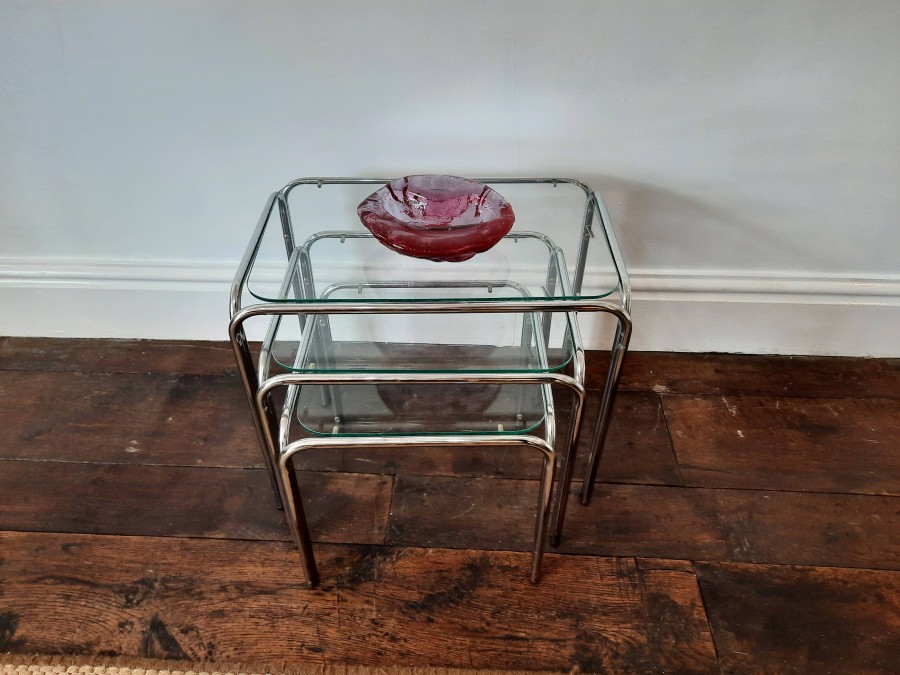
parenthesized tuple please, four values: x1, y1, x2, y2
(269, 347, 562, 586)
(277, 392, 557, 587)
(228, 177, 632, 582)
(579, 191, 633, 504)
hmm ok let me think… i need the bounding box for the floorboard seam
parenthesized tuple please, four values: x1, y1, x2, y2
(692, 561, 725, 673)
(384, 474, 397, 546)
(3, 456, 893, 496)
(654, 390, 900, 402)
(657, 392, 685, 487)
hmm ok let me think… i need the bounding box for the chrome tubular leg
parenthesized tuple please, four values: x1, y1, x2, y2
(229, 319, 283, 510)
(277, 431, 556, 585)
(531, 451, 556, 584)
(315, 314, 343, 419)
(277, 194, 306, 306)
(548, 385, 585, 546)
(516, 313, 536, 417)
(279, 452, 319, 587)
(580, 315, 632, 505)
(520, 310, 535, 361)
(530, 384, 556, 584)
(542, 254, 557, 347)
(298, 248, 333, 409)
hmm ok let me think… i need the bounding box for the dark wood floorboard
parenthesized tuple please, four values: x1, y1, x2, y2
(0, 531, 717, 672)
(0, 337, 241, 376)
(696, 562, 900, 674)
(664, 394, 900, 494)
(295, 391, 682, 485)
(0, 338, 898, 672)
(0, 368, 681, 484)
(2, 337, 898, 398)
(0, 371, 261, 467)
(614, 351, 900, 399)
(0, 460, 391, 545)
(387, 477, 900, 569)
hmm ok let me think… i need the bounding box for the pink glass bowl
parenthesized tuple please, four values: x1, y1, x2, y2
(357, 175, 515, 262)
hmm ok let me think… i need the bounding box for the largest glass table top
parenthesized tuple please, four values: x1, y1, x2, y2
(238, 178, 628, 307)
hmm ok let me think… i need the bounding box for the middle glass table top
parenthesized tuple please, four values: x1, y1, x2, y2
(264, 301, 578, 375)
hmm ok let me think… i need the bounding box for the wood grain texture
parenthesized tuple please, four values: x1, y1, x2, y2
(388, 477, 900, 569)
(4, 338, 896, 399)
(697, 562, 900, 674)
(0, 461, 391, 545)
(294, 391, 681, 486)
(611, 351, 900, 398)
(663, 394, 900, 494)
(0, 338, 241, 376)
(2, 338, 899, 672)
(0, 371, 680, 485)
(557, 484, 900, 569)
(0, 531, 717, 672)
(0, 371, 261, 467)
(386, 476, 539, 552)
(573, 391, 682, 486)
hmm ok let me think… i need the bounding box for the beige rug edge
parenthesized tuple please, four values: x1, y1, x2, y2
(1, 654, 571, 675)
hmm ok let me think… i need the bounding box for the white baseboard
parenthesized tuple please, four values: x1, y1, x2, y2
(1, 258, 898, 357)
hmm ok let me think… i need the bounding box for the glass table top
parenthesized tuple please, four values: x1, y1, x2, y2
(237, 178, 627, 308)
(285, 381, 548, 437)
(263, 298, 578, 376)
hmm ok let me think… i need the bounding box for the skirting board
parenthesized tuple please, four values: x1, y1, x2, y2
(1, 259, 898, 357)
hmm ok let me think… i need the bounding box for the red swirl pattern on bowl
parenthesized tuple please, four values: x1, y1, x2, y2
(357, 175, 515, 262)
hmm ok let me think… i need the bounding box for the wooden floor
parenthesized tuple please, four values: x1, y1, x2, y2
(0, 337, 898, 673)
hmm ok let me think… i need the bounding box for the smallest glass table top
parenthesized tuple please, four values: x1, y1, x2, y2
(288, 381, 548, 437)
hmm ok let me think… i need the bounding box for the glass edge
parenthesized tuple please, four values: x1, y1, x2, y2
(295, 415, 547, 438)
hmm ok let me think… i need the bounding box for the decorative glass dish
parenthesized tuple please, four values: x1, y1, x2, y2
(356, 175, 515, 262)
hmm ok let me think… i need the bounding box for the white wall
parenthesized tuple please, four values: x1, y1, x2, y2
(2, 0, 898, 355)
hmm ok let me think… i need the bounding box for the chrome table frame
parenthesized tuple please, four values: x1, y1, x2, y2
(228, 177, 632, 585)
(258, 303, 582, 586)
(272, 375, 559, 586)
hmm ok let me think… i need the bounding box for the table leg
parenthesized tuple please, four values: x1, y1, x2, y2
(229, 319, 284, 510)
(531, 449, 557, 584)
(548, 384, 585, 546)
(279, 452, 320, 587)
(580, 314, 632, 505)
